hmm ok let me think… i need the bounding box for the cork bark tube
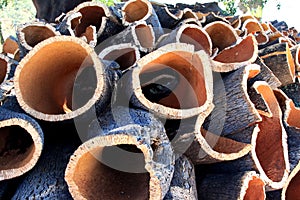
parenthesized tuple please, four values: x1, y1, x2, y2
(0, 107, 43, 181)
(14, 36, 105, 121)
(65, 107, 174, 200)
(129, 43, 213, 119)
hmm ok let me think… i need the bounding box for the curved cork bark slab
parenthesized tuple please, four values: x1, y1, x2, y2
(203, 64, 262, 136)
(241, 19, 268, 45)
(14, 36, 106, 121)
(122, 0, 163, 37)
(204, 21, 238, 52)
(198, 171, 265, 200)
(156, 24, 212, 55)
(129, 43, 214, 119)
(66, 107, 174, 200)
(164, 155, 197, 200)
(98, 43, 140, 72)
(212, 34, 258, 72)
(0, 107, 43, 181)
(186, 126, 253, 164)
(259, 43, 296, 86)
(280, 83, 300, 107)
(2, 36, 19, 56)
(250, 81, 290, 190)
(282, 161, 300, 200)
(152, 3, 183, 29)
(16, 22, 60, 54)
(274, 90, 300, 170)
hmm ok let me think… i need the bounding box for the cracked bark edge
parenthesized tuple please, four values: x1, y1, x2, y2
(0, 107, 44, 181)
(282, 161, 300, 200)
(156, 23, 212, 55)
(197, 171, 265, 200)
(122, 0, 164, 39)
(65, 107, 174, 200)
(212, 34, 258, 72)
(164, 155, 197, 200)
(16, 21, 60, 57)
(204, 21, 238, 52)
(98, 43, 140, 73)
(274, 89, 300, 170)
(203, 64, 261, 136)
(259, 43, 295, 86)
(14, 36, 106, 121)
(129, 43, 214, 119)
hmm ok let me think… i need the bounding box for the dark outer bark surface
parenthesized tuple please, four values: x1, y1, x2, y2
(266, 190, 282, 200)
(197, 171, 260, 200)
(249, 58, 282, 89)
(12, 123, 81, 200)
(248, 87, 270, 115)
(164, 155, 197, 200)
(203, 68, 260, 137)
(259, 43, 287, 56)
(285, 125, 300, 170)
(152, 4, 181, 29)
(280, 83, 300, 107)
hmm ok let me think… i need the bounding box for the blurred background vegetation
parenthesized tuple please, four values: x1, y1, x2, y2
(0, 0, 280, 48)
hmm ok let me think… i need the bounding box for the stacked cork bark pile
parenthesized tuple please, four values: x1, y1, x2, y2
(0, 0, 300, 199)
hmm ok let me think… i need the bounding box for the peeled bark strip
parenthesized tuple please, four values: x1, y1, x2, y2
(282, 161, 300, 200)
(203, 64, 261, 136)
(2, 36, 19, 56)
(14, 36, 106, 121)
(204, 21, 238, 52)
(96, 21, 155, 53)
(152, 3, 183, 29)
(164, 155, 197, 200)
(122, 0, 163, 37)
(248, 57, 282, 89)
(259, 43, 296, 86)
(129, 43, 214, 119)
(16, 22, 60, 55)
(250, 81, 290, 190)
(66, 107, 174, 200)
(0, 107, 43, 181)
(212, 34, 258, 72)
(98, 43, 140, 72)
(156, 24, 212, 55)
(197, 171, 265, 200)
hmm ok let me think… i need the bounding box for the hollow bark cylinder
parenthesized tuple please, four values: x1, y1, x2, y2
(2, 36, 19, 56)
(0, 107, 44, 181)
(16, 22, 60, 57)
(156, 23, 212, 55)
(122, 0, 163, 36)
(0, 54, 10, 85)
(128, 43, 214, 119)
(14, 36, 106, 121)
(98, 43, 140, 72)
(65, 107, 174, 200)
(197, 171, 266, 200)
(152, 3, 183, 29)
